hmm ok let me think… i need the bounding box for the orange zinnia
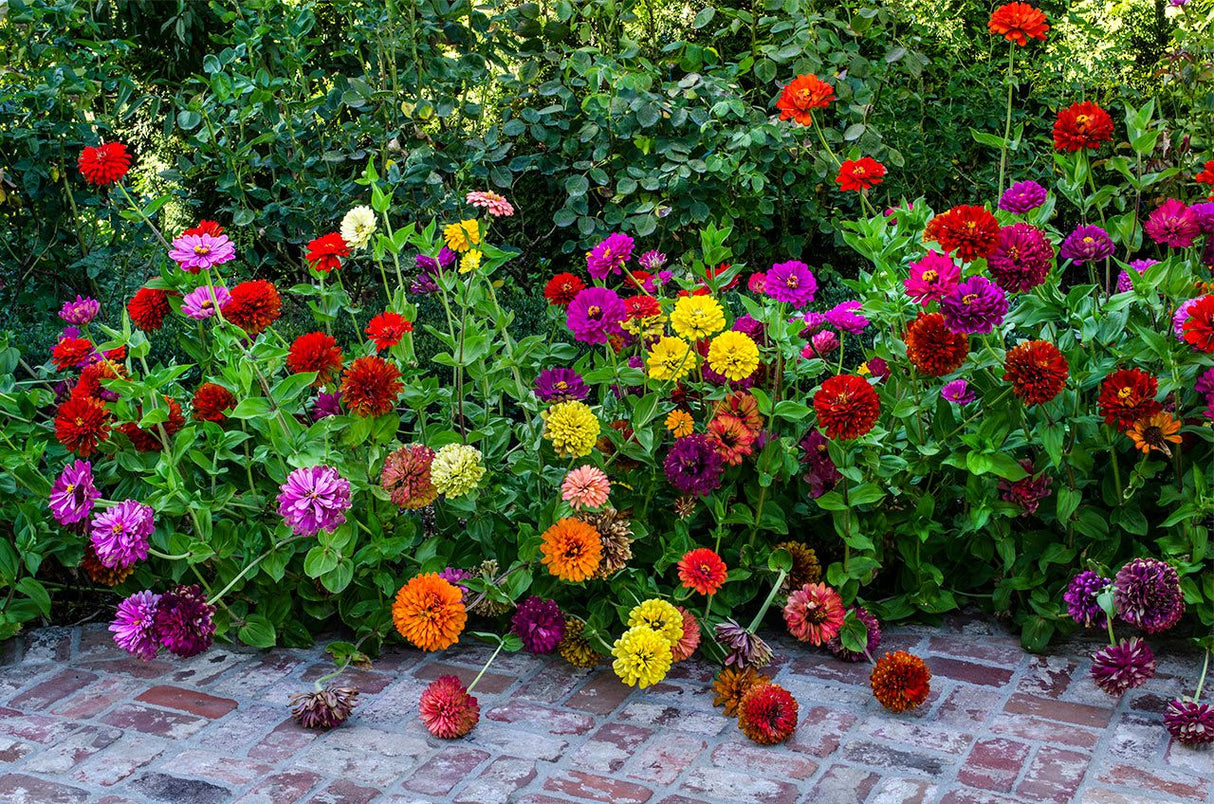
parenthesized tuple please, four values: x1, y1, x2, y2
(677, 547, 728, 596)
(712, 666, 770, 717)
(392, 574, 467, 651)
(540, 518, 603, 582)
(1127, 412, 1182, 457)
(987, 2, 1049, 46)
(665, 409, 694, 438)
(775, 74, 835, 126)
(871, 651, 931, 713)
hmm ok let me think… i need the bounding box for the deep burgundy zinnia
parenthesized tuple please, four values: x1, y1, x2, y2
(663, 433, 725, 497)
(1165, 699, 1214, 745)
(826, 606, 882, 663)
(1090, 638, 1156, 696)
(154, 584, 217, 658)
(987, 223, 1054, 293)
(1114, 557, 1184, 634)
(998, 459, 1052, 516)
(799, 430, 841, 498)
(1064, 571, 1111, 629)
(511, 596, 565, 653)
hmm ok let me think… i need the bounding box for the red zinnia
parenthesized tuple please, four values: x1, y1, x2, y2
(55, 395, 111, 456)
(677, 547, 728, 596)
(776, 74, 836, 126)
(1181, 295, 1214, 353)
(192, 383, 236, 423)
(813, 374, 880, 440)
(835, 158, 886, 193)
(78, 142, 131, 186)
(1003, 340, 1068, 406)
(544, 273, 585, 307)
(305, 232, 350, 272)
(923, 205, 1001, 262)
(222, 280, 281, 336)
(120, 396, 185, 452)
(987, 2, 1049, 46)
(418, 675, 480, 739)
(340, 355, 403, 417)
(74, 359, 123, 401)
(127, 287, 174, 332)
(623, 295, 662, 321)
(287, 332, 344, 386)
(905, 312, 969, 377)
(737, 683, 799, 745)
(51, 337, 94, 371)
(365, 311, 413, 351)
(871, 651, 932, 713)
(1098, 368, 1162, 432)
(1197, 160, 1214, 200)
(181, 220, 224, 238)
(1053, 101, 1114, 152)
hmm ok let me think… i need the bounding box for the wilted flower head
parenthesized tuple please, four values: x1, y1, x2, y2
(381, 444, 437, 510)
(291, 686, 360, 730)
(715, 618, 773, 669)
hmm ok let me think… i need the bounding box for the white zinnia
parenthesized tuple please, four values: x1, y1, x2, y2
(340, 205, 377, 250)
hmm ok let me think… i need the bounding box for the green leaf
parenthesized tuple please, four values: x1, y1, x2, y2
(16, 578, 50, 618)
(230, 397, 273, 419)
(692, 7, 715, 28)
(238, 615, 277, 648)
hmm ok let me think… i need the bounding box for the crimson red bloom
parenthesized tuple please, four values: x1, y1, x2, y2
(51, 337, 94, 371)
(544, 273, 585, 307)
(1197, 160, 1214, 200)
(871, 651, 932, 713)
(835, 158, 886, 193)
(924, 205, 1001, 262)
(1003, 340, 1068, 406)
(120, 396, 185, 452)
(181, 220, 224, 238)
(340, 355, 403, 417)
(1098, 369, 1162, 431)
(1053, 102, 1114, 152)
(988, 2, 1050, 46)
(737, 683, 799, 745)
(365, 311, 413, 351)
(776, 74, 835, 126)
(623, 295, 662, 321)
(127, 288, 174, 332)
(74, 359, 123, 401)
(905, 312, 969, 377)
(55, 395, 111, 456)
(677, 547, 728, 596)
(78, 142, 131, 186)
(813, 374, 880, 440)
(222, 280, 281, 336)
(287, 332, 344, 386)
(1181, 295, 1214, 353)
(305, 232, 350, 272)
(192, 383, 236, 423)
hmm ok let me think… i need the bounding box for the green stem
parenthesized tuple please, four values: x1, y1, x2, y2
(468, 640, 506, 693)
(747, 568, 788, 632)
(211, 534, 310, 604)
(148, 548, 191, 561)
(997, 43, 1015, 199)
(1194, 648, 1211, 702)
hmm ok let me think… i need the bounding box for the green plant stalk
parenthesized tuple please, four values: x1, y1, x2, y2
(747, 567, 788, 632)
(211, 533, 311, 604)
(1194, 648, 1211, 701)
(467, 639, 506, 693)
(997, 43, 1014, 199)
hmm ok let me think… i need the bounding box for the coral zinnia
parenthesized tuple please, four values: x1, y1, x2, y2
(1182, 295, 1214, 352)
(191, 382, 236, 423)
(871, 651, 932, 713)
(466, 190, 514, 217)
(512, 596, 565, 653)
(905, 312, 969, 377)
(715, 391, 765, 434)
(127, 287, 174, 332)
(737, 683, 799, 745)
(1127, 412, 1182, 457)
(340, 355, 402, 417)
(1090, 638, 1155, 696)
(1098, 369, 1162, 431)
(419, 675, 480, 739)
(1003, 340, 1068, 406)
(1053, 101, 1114, 152)
(712, 667, 771, 716)
(924, 205, 1001, 262)
(222, 279, 281, 336)
(365, 311, 412, 351)
(783, 582, 846, 646)
(677, 547, 728, 596)
(544, 273, 586, 307)
(671, 607, 701, 662)
(392, 574, 467, 651)
(987, 2, 1049, 46)
(612, 625, 673, 688)
(540, 518, 603, 582)
(776, 74, 835, 126)
(813, 374, 880, 440)
(78, 142, 131, 185)
(561, 465, 610, 510)
(543, 400, 600, 458)
(707, 415, 756, 466)
(287, 332, 344, 386)
(55, 394, 111, 456)
(306, 232, 350, 272)
(835, 157, 886, 192)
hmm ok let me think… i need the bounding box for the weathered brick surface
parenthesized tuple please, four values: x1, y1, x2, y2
(0, 617, 1207, 803)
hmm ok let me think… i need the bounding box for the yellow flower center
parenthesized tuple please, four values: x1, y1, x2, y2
(193, 245, 210, 256)
(922, 270, 938, 282)
(587, 305, 601, 317)
(962, 293, 978, 305)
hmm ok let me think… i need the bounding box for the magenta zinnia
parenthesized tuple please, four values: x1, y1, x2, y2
(586, 233, 635, 280)
(90, 500, 155, 569)
(566, 287, 625, 345)
(48, 459, 100, 526)
(110, 590, 162, 660)
(277, 465, 352, 536)
(169, 233, 236, 273)
(1113, 557, 1184, 634)
(1090, 638, 1155, 696)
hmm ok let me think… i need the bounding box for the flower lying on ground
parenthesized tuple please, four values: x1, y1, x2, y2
(419, 675, 479, 738)
(871, 651, 932, 713)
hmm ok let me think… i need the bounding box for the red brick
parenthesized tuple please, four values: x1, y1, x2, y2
(927, 635, 1024, 666)
(784, 655, 870, 685)
(855, 716, 973, 755)
(710, 741, 818, 780)
(544, 770, 654, 804)
(100, 703, 208, 739)
(517, 662, 592, 701)
(248, 718, 321, 762)
(298, 666, 392, 694)
(454, 756, 538, 804)
(568, 723, 652, 773)
(988, 712, 1101, 750)
(617, 702, 725, 735)
(807, 764, 880, 802)
(305, 780, 381, 804)
(628, 734, 705, 784)
(1016, 656, 1076, 699)
(0, 707, 77, 744)
(50, 676, 145, 719)
(1004, 693, 1111, 728)
(21, 725, 121, 773)
(485, 700, 596, 735)
(565, 671, 633, 715)
(1096, 763, 1207, 802)
(69, 734, 166, 786)
(0, 772, 89, 803)
(680, 767, 797, 804)
(787, 705, 856, 757)
(928, 657, 1014, 687)
(135, 685, 237, 719)
(402, 748, 490, 796)
(206, 655, 304, 698)
(940, 790, 1023, 803)
(129, 772, 231, 803)
(0, 737, 32, 763)
(469, 723, 568, 762)
(233, 770, 323, 804)
(162, 749, 275, 787)
(842, 740, 948, 776)
(80, 657, 177, 679)
(414, 662, 515, 695)
(933, 685, 1001, 728)
(872, 777, 940, 802)
(8, 669, 98, 710)
(1015, 746, 1090, 803)
(957, 738, 1031, 792)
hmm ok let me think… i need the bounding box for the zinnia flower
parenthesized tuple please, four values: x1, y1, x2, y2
(782, 582, 846, 646)
(941, 379, 975, 404)
(825, 300, 869, 335)
(706, 331, 760, 382)
(737, 683, 799, 745)
(712, 667, 771, 716)
(305, 232, 349, 272)
(566, 287, 625, 345)
(191, 382, 234, 423)
(340, 206, 377, 249)
(340, 355, 402, 417)
(664, 433, 724, 496)
(1181, 295, 1214, 352)
(55, 394, 111, 456)
(443, 219, 480, 253)
(287, 332, 344, 386)
(998, 459, 1052, 515)
(775, 74, 835, 126)
(835, 157, 886, 192)
(543, 401, 600, 458)
(612, 625, 673, 688)
(392, 574, 467, 651)
(312, 391, 341, 420)
(1165, 699, 1214, 745)
(110, 590, 161, 660)
(365, 312, 412, 351)
(1059, 225, 1114, 264)
(1127, 412, 1183, 457)
(381, 444, 438, 509)
(1090, 638, 1155, 695)
(627, 598, 684, 647)
(277, 465, 352, 536)
(544, 273, 586, 307)
(459, 250, 481, 274)
(671, 295, 726, 339)
(1053, 101, 1114, 152)
(647, 336, 697, 382)
(90, 500, 154, 569)
(170, 234, 236, 273)
(1198, 159, 1214, 197)
(871, 651, 932, 713)
(940, 276, 1008, 335)
(558, 617, 601, 667)
(671, 607, 701, 662)
(827, 606, 882, 662)
(804, 330, 838, 359)
(677, 547, 727, 596)
(924, 205, 1001, 262)
(1064, 571, 1110, 628)
(986, 223, 1054, 293)
(154, 584, 216, 657)
(418, 675, 479, 739)
(466, 190, 514, 217)
(127, 287, 174, 332)
(1144, 199, 1200, 248)
(86, 542, 136, 591)
(639, 250, 667, 270)
(813, 374, 880, 440)
(512, 596, 564, 653)
(182, 285, 230, 321)
(78, 142, 131, 185)
(222, 280, 282, 336)
(776, 540, 823, 589)
(48, 459, 100, 526)
(59, 295, 100, 325)
(51, 337, 94, 371)
(665, 409, 694, 438)
(535, 367, 590, 403)
(998, 180, 1048, 214)
(904, 250, 960, 304)
(561, 465, 610, 510)
(1114, 557, 1184, 633)
(540, 518, 603, 582)
(987, 2, 1050, 45)
(1098, 369, 1161, 431)
(586, 233, 635, 280)
(715, 618, 773, 669)
(763, 261, 817, 308)
(181, 220, 224, 237)
(707, 415, 756, 466)
(1004, 340, 1068, 405)
(290, 686, 360, 730)
(430, 444, 484, 497)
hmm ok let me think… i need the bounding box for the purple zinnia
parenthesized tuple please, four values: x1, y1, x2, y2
(511, 596, 564, 653)
(940, 276, 1008, 335)
(865, 357, 889, 382)
(905, 250, 961, 304)
(417, 247, 458, 273)
(1196, 366, 1214, 397)
(277, 465, 352, 536)
(1090, 638, 1156, 696)
(800, 311, 828, 337)
(1117, 259, 1158, 293)
(1144, 199, 1200, 248)
(154, 584, 216, 658)
(91, 500, 155, 569)
(998, 180, 1048, 214)
(1190, 202, 1214, 235)
(638, 250, 667, 271)
(764, 261, 817, 308)
(438, 567, 472, 603)
(312, 391, 342, 420)
(941, 379, 975, 405)
(663, 433, 724, 497)
(826, 606, 881, 662)
(732, 314, 766, 344)
(169, 233, 236, 273)
(181, 285, 230, 320)
(586, 233, 635, 280)
(48, 459, 100, 526)
(1114, 557, 1184, 633)
(986, 223, 1055, 293)
(534, 367, 590, 403)
(825, 300, 869, 334)
(110, 590, 162, 660)
(643, 270, 674, 293)
(715, 619, 773, 669)
(1173, 299, 1199, 340)
(1064, 571, 1111, 628)
(799, 430, 841, 498)
(1059, 225, 1114, 265)
(1165, 699, 1214, 745)
(566, 287, 625, 345)
(59, 295, 100, 325)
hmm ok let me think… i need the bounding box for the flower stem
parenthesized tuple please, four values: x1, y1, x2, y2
(1194, 648, 1211, 702)
(211, 534, 310, 604)
(997, 43, 1015, 199)
(467, 639, 505, 694)
(747, 567, 788, 632)
(148, 548, 191, 561)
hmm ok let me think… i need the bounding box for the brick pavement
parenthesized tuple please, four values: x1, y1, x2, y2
(0, 615, 1211, 803)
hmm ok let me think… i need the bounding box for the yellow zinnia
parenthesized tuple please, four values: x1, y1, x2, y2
(443, 219, 481, 253)
(627, 598, 684, 646)
(670, 295, 725, 340)
(646, 336, 696, 382)
(430, 443, 485, 498)
(707, 330, 760, 381)
(612, 625, 673, 688)
(542, 400, 600, 458)
(459, 249, 482, 274)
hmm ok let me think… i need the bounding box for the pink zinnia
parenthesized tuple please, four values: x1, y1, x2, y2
(782, 582, 846, 646)
(419, 675, 480, 739)
(905, 250, 961, 304)
(1144, 198, 1200, 248)
(169, 233, 236, 273)
(466, 190, 514, 217)
(181, 285, 230, 320)
(561, 465, 610, 510)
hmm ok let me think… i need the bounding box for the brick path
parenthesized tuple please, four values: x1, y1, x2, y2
(0, 615, 1210, 803)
